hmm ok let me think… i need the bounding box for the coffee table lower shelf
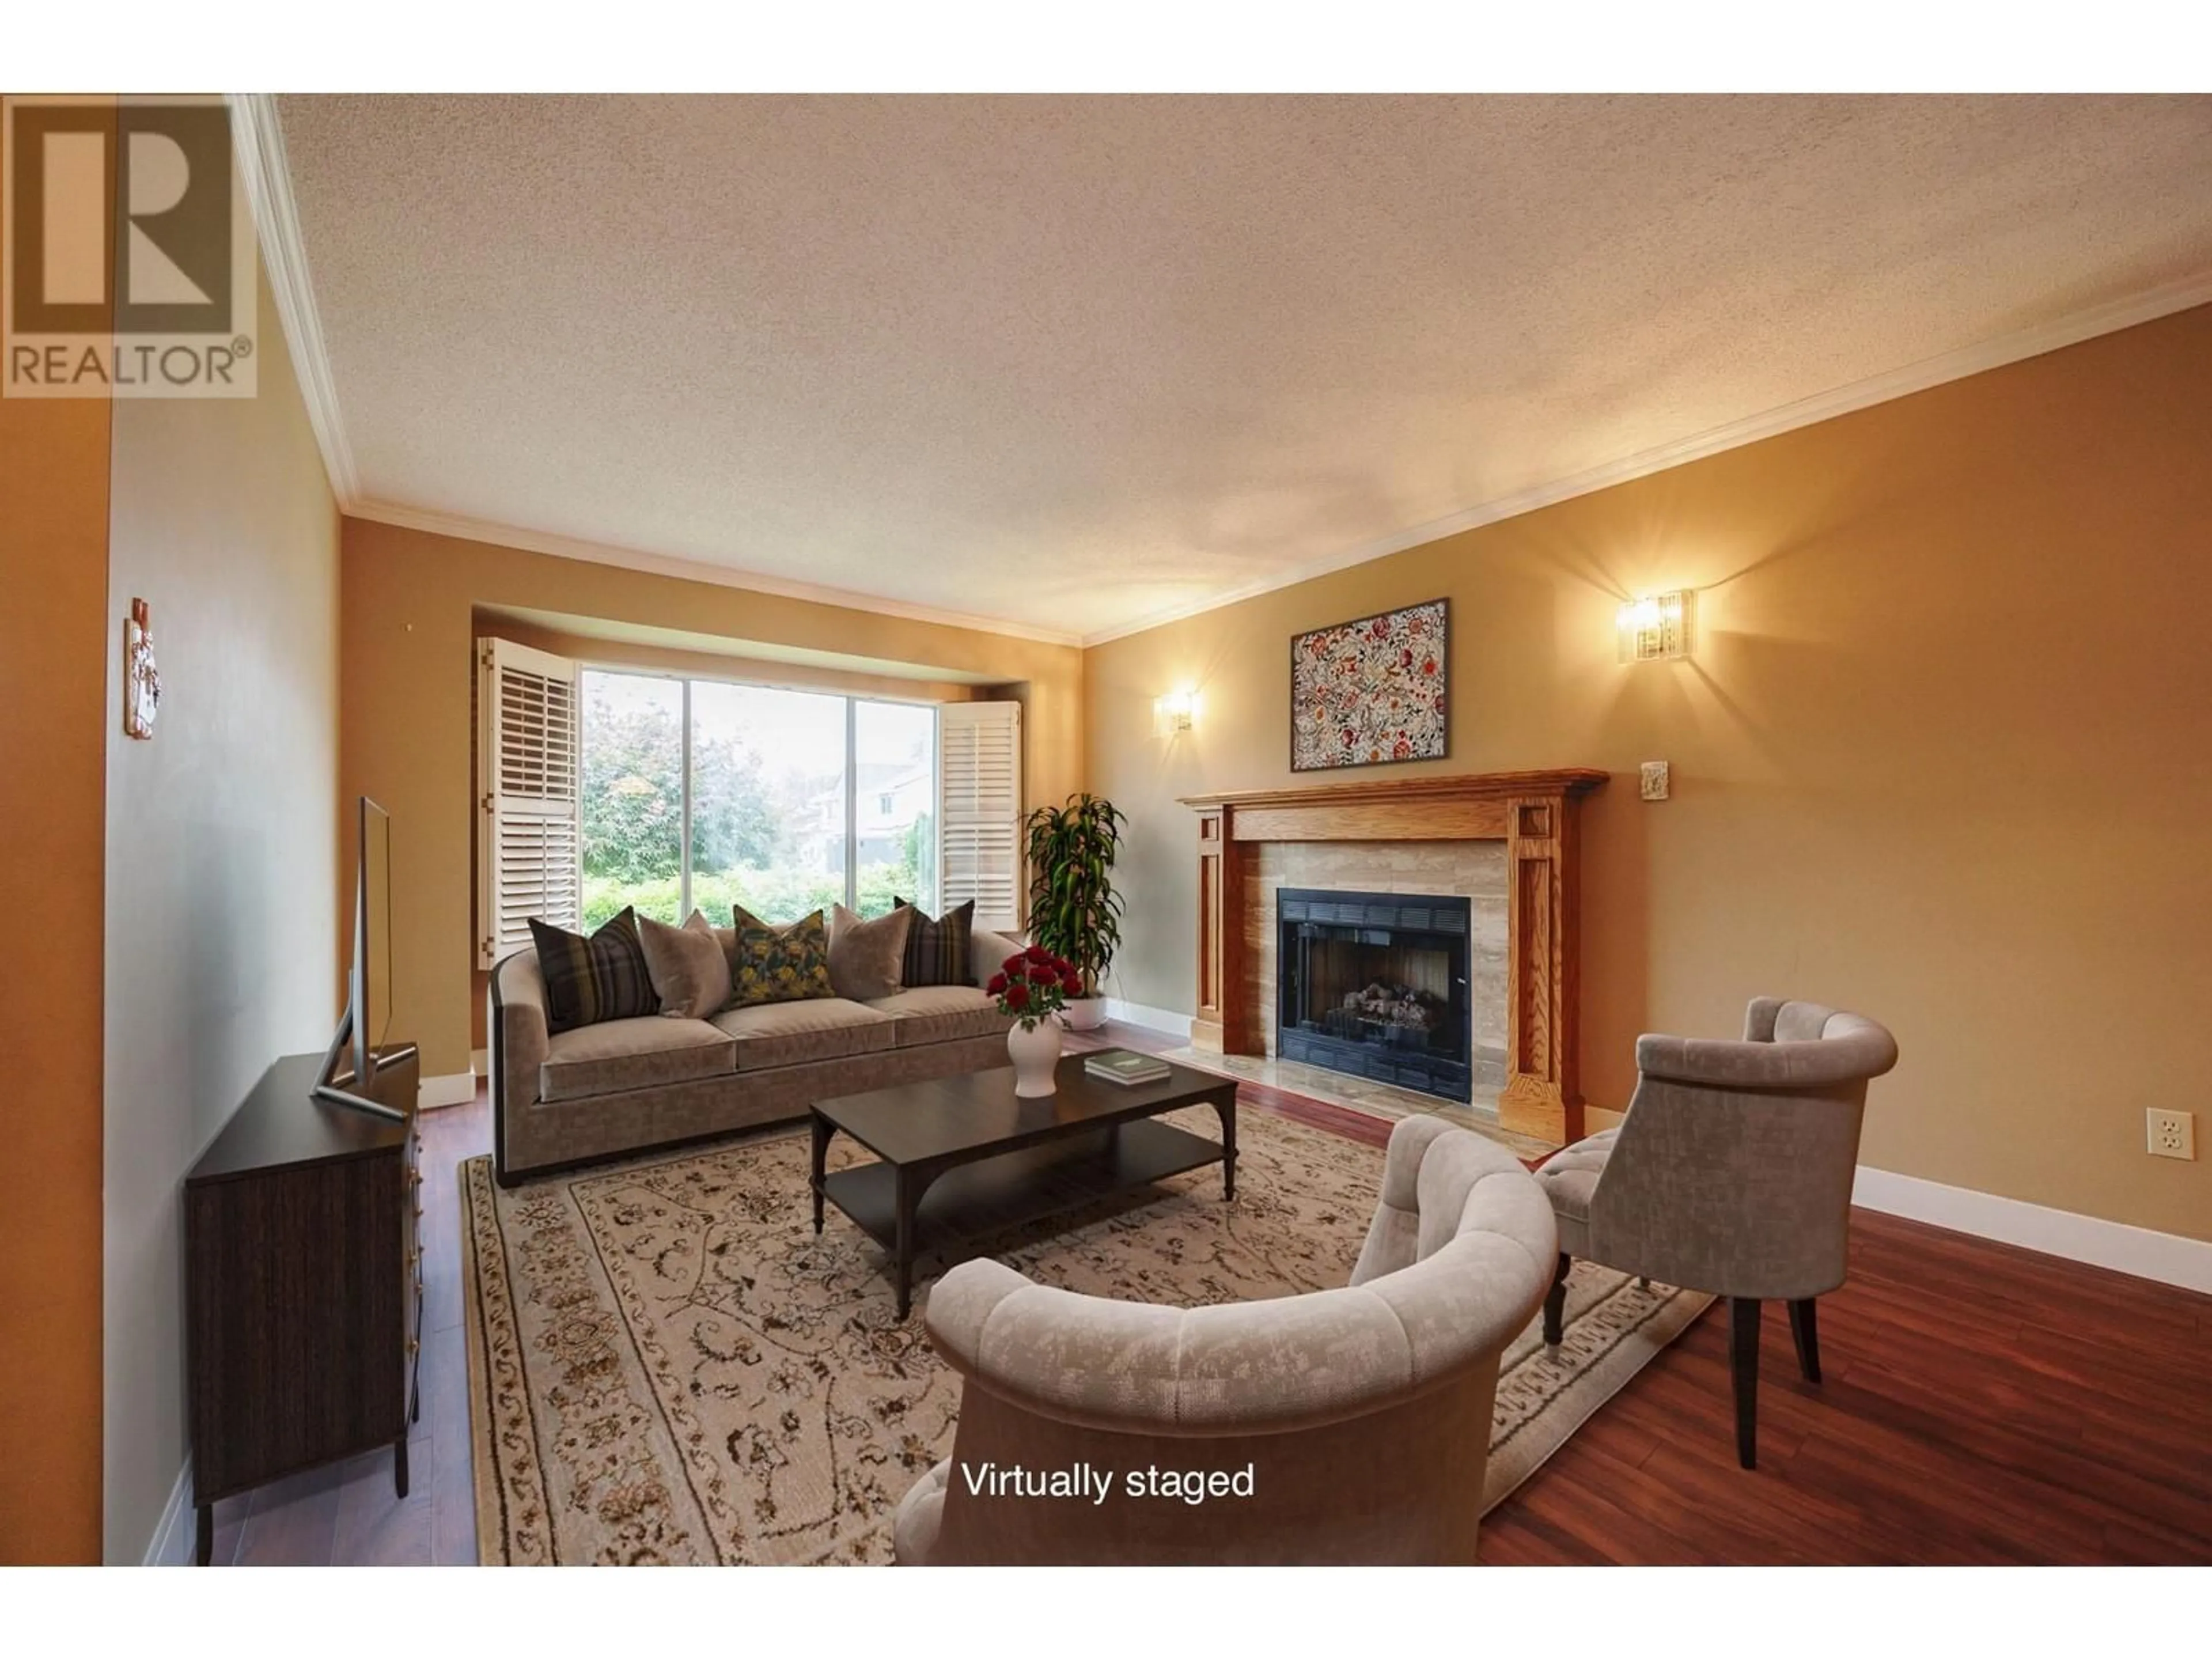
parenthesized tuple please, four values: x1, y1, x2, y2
(819, 1119, 1228, 1316)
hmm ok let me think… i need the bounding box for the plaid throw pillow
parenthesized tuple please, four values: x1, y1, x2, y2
(895, 897, 974, 988)
(728, 906, 835, 1009)
(529, 907, 656, 1035)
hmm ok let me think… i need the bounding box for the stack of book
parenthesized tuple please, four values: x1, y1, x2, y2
(1083, 1048, 1172, 1088)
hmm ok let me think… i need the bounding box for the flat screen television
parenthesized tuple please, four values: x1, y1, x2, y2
(316, 796, 416, 1119)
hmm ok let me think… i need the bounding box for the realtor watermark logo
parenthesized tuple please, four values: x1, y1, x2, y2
(3, 94, 256, 397)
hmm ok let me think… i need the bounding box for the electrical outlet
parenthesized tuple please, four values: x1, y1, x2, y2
(2146, 1108, 2195, 1161)
(1639, 761, 1670, 801)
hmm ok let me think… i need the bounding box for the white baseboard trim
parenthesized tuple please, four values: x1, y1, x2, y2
(470, 1047, 488, 1077)
(145, 1457, 194, 1566)
(1104, 999, 1194, 1041)
(418, 1070, 478, 1111)
(1852, 1165, 2212, 1294)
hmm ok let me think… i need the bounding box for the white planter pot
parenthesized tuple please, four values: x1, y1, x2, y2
(1060, 996, 1109, 1032)
(1006, 1017, 1065, 1097)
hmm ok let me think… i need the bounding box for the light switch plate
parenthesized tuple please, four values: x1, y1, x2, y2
(1639, 761, 1671, 801)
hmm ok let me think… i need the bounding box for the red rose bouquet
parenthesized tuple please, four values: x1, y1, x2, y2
(986, 944, 1083, 1030)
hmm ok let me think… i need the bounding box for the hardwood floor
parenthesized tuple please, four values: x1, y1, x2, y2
(218, 1022, 2210, 1565)
(1479, 1211, 2212, 1565)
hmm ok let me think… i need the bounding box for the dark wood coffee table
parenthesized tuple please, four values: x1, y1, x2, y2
(810, 1053, 1238, 1317)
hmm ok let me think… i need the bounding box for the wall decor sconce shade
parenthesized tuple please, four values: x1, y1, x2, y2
(1153, 690, 1196, 736)
(1616, 590, 1694, 662)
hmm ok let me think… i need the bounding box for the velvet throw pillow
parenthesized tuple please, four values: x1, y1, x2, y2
(895, 897, 975, 989)
(728, 905, 835, 1009)
(637, 911, 732, 1020)
(688, 908, 742, 993)
(968, 927, 1025, 988)
(529, 907, 657, 1035)
(828, 903, 912, 1002)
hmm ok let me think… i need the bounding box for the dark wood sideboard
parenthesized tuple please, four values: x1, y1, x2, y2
(183, 1048, 422, 1565)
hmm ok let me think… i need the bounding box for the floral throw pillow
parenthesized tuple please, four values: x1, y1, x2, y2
(728, 906, 835, 1009)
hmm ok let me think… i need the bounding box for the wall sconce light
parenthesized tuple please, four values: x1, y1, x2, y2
(1153, 690, 1196, 736)
(1616, 590, 1694, 662)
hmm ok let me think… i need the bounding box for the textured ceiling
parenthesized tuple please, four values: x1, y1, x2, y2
(279, 95, 2212, 641)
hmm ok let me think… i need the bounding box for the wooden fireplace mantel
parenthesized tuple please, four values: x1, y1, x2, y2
(1178, 768, 1608, 1146)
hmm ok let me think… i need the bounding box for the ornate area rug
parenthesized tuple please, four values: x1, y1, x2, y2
(460, 1108, 1709, 1565)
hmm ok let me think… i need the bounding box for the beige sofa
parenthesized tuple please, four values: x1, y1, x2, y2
(488, 938, 1016, 1185)
(891, 1114, 1556, 1565)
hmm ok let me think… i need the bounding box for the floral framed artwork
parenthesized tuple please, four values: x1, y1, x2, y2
(1290, 597, 1449, 771)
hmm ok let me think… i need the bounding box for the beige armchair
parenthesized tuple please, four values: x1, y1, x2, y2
(891, 1115, 1555, 1565)
(1536, 998, 1898, 1469)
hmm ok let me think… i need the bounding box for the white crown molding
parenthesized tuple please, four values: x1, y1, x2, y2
(1079, 270, 2212, 646)
(349, 498, 1087, 647)
(1853, 1165, 2212, 1295)
(227, 93, 361, 505)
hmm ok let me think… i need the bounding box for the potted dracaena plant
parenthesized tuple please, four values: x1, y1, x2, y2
(1021, 792, 1127, 1031)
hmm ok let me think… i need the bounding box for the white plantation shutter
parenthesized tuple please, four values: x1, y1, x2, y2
(477, 638, 581, 967)
(938, 700, 1022, 932)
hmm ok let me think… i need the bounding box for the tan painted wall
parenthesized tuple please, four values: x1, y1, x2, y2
(0, 188, 111, 1567)
(100, 256, 342, 1561)
(342, 520, 1086, 1081)
(1086, 304, 2212, 1243)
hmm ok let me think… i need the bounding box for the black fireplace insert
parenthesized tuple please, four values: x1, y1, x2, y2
(1276, 888, 1472, 1103)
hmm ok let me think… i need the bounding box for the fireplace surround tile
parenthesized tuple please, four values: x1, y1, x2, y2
(1247, 841, 1510, 1080)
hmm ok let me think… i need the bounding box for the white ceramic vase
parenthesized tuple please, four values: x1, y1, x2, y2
(1006, 1017, 1064, 1096)
(1060, 995, 1108, 1032)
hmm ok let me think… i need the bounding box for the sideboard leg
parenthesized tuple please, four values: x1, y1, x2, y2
(195, 1502, 213, 1566)
(394, 1433, 410, 1500)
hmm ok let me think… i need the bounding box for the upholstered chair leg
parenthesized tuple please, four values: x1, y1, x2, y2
(1787, 1297, 1821, 1384)
(1542, 1253, 1571, 1346)
(1729, 1297, 1762, 1470)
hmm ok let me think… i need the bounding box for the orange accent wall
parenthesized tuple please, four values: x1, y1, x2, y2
(0, 96, 111, 1565)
